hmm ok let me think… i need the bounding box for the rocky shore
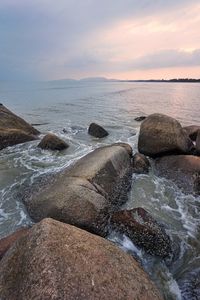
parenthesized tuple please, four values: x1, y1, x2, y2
(0, 106, 200, 299)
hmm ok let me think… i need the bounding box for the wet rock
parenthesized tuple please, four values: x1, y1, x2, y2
(183, 125, 200, 141)
(133, 153, 150, 174)
(0, 105, 40, 150)
(135, 116, 146, 122)
(138, 113, 194, 157)
(0, 219, 162, 300)
(0, 228, 29, 260)
(155, 155, 200, 194)
(23, 144, 132, 235)
(195, 129, 200, 155)
(38, 133, 69, 151)
(110, 208, 171, 257)
(0, 129, 37, 150)
(88, 122, 108, 138)
(113, 142, 133, 157)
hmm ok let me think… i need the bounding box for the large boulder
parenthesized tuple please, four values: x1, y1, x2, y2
(183, 125, 200, 141)
(155, 155, 200, 194)
(0, 104, 39, 150)
(132, 153, 150, 174)
(110, 208, 171, 257)
(38, 133, 69, 151)
(88, 122, 108, 138)
(0, 219, 162, 300)
(23, 143, 132, 235)
(0, 228, 29, 260)
(138, 114, 194, 157)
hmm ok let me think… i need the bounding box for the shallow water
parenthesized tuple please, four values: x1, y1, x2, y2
(0, 80, 200, 299)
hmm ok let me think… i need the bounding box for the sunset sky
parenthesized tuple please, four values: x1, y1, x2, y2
(0, 0, 200, 80)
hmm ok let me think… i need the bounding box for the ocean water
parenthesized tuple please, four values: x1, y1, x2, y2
(0, 80, 200, 299)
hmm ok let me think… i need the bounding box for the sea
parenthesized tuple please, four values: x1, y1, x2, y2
(0, 80, 200, 299)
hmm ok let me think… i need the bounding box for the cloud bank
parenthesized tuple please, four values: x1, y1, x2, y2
(0, 0, 199, 80)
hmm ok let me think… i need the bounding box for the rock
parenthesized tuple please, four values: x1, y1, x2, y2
(113, 142, 133, 157)
(135, 116, 146, 122)
(155, 155, 200, 194)
(0, 228, 29, 260)
(138, 113, 194, 157)
(183, 125, 200, 141)
(195, 130, 200, 155)
(110, 208, 171, 257)
(23, 144, 132, 235)
(0, 129, 37, 150)
(0, 218, 163, 300)
(38, 133, 69, 151)
(0, 105, 39, 150)
(133, 153, 150, 174)
(88, 122, 108, 138)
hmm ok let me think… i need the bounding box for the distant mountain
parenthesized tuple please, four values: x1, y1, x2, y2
(79, 77, 119, 82)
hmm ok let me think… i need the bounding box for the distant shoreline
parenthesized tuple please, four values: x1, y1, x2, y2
(118, 79, 200, 83)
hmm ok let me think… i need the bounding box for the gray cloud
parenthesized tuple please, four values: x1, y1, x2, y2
(130, 49, 200, 70)
(0, 0, 199, 79)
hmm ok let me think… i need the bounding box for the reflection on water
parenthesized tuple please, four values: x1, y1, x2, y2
(0, 81, 200, 299)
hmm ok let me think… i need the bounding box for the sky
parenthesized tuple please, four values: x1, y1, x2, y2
(0, 0, 200, 80)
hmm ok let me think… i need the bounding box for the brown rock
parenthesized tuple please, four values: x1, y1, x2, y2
(138, 113, 194, 157)
(0, 228, 29, 260)
(110, 208, 171, 257)
(23, 144, 132, 235)
(88, 123, 108, 138)
(155, 155, 200, 194)
(0, 128, 37, 150)
(0, 218, 163, 300)
(0, 105, 39, 150)
(133, 153, 150, 174)
(183, 125, 200, 141)
(38, 133, 69, 151)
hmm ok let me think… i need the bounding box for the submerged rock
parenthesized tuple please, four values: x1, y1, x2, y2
(38, 133, 69, 151)
(0, 104, 39, 150)
(138, 113, 194, 157)
(0, 218, 162, 300)
(133, 153, 150, 174)
(183, 125, 200, 141)
(110, 208, 171, 257)
(23, 143, 132, 235)
(0, 228, 29, 260)
(155, 155, 200, 194)
(135, 116, 146, 122)
(88, 122, 108, 138)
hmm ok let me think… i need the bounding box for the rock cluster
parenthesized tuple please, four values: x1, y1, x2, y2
(137, 113, 200, 194)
